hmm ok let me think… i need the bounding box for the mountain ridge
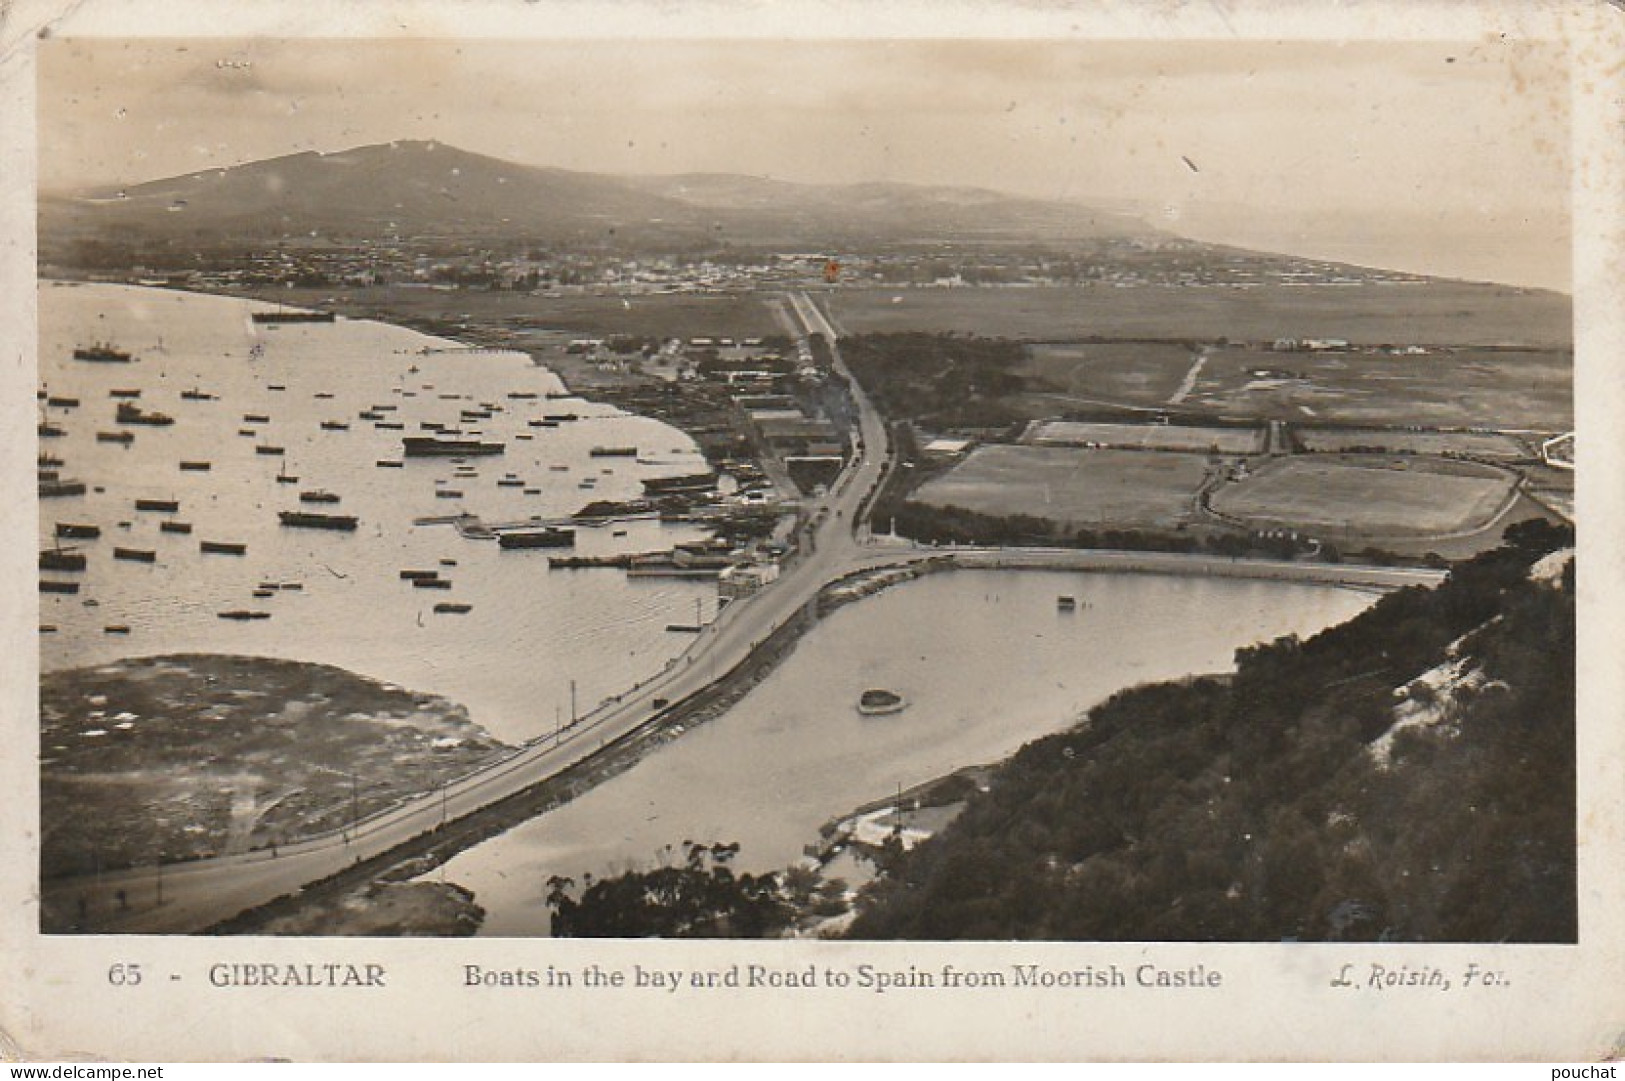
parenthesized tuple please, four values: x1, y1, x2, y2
(41, 138, 1163, 251)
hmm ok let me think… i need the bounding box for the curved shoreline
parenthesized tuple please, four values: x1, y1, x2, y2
(208, 549, 1419, 935)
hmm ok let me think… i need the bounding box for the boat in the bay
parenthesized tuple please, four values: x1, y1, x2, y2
(251, 309, 335, 324)
(278, 510, 358, 531)
(56, 523, 100, 539)
(112, 547, 157, 563)
(116, 402, 174, 426)
(498, 527, 576, 550)
(199, 540, 247, 555)
(403, 436, 505, 457)
(39, 549, 86, 571)
(74, 343, 133, 363)
(857, 688, 908, 716)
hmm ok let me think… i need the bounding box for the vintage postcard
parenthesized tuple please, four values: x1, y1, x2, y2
(2, 0, 1621, 1062)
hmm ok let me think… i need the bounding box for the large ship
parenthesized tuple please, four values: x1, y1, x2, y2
(278, 510, 359, 531)
(498, 527, 576, 550)
(116, 402, 174, 426)
(403, 436, 505, 457)
(642, 471, 718, 496)
(251, 309, 336, 324)
(73, 343, 133, 363)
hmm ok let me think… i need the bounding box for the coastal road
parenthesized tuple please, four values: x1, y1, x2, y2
(44, 292, 1445, 933)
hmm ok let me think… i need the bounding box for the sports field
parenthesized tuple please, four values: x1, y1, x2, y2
(1209, 455, 1518, 536)
(1027, 419, 1263, 454)
(912, 445, 1208, 529)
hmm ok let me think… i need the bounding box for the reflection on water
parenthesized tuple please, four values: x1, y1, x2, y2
(439, 568, 1376, 935)
(38, 283, 716, 742)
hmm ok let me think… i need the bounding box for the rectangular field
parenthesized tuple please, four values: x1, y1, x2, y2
(912, 444, 1208, 529)
(1295, 428, 1533, 459)
(1027, 419, 1263, 454)
(1210, 457, 1516, 536)
(824, 281, 1572, 349)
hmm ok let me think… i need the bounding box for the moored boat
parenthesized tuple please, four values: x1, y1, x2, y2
(278, 510, 358, 531)
(498, 527, 576, 550)
(40, 579, 80, 594)
(40, 548, 86, 571)
(857, 689, 908, 716)
(56, 522, 100, 539)
(433, 602, 473, 614)
(252, 309, 334, 324)
(200, 540, 247, 555)
(74, 343, 133, 363)
(403, 436, 505, 457)
(116, 402, 174, 426)
(112, 547, 157, 563)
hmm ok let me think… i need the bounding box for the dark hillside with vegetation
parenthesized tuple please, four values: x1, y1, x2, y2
(850, 520, 1575, 942)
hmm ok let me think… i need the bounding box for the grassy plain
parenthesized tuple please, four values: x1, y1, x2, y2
(824, 282, 1572, 348)
(912, 445, 1208, 529)
(1024, 342, 1203, 406)
(1023, 342, 1572, 430)
(1210, 455, 1517, 536)
(243, 284, 784, 341)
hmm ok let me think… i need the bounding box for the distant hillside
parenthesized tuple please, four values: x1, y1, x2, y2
(850, 519, 1576, 942)
(40, 139, 1159, 254)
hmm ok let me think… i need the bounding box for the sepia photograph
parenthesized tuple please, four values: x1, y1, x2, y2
(4, 0, 1622, 1063)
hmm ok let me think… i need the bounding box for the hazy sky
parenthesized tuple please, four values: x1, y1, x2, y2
(38, 37, 1572, 289)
